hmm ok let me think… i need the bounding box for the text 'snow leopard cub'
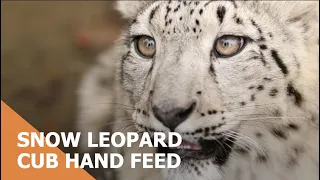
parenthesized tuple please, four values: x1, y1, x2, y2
(77, 1, 319, 180)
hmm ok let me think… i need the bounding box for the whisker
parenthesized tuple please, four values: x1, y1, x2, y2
(222, 133, 251, 153)
(102, 119, 134, 126)
(226, 103, 278, 112)
(228, 130, 267, 156)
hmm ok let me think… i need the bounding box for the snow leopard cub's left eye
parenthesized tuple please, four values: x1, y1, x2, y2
(134, 35, 156, 59)
(214, 35, 245, 57)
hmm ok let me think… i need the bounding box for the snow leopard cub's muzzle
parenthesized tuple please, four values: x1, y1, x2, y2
(134, 87, 237, 164)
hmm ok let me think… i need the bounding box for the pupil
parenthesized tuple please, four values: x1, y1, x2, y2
(144, 39, 154, 48)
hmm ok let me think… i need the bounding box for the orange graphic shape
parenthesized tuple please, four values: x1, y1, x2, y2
(1, 101, 95, 180)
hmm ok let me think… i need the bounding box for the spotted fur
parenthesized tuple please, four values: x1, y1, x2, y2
(77, 1, 319, 180)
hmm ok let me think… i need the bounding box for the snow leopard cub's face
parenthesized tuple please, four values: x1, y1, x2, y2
(118, 1, 318, 179)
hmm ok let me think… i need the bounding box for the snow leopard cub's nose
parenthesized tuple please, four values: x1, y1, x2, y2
(152, 101, 196, 131)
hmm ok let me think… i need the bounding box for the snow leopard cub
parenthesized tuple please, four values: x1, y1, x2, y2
(77, 1, 319, 180)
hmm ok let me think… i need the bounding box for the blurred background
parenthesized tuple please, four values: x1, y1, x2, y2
(1, 1, 127, 153)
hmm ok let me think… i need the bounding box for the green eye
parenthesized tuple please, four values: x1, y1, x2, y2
(215, 35, 245, 57)
(135, 36, 156, 58)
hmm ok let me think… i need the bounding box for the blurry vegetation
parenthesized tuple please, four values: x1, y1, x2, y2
(1, 1, 127, 152)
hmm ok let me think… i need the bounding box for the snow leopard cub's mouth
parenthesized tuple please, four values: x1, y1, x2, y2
(157, 135, 235, 164)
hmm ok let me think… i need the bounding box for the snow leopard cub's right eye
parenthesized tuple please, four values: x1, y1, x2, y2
(134, 36, 156, 59)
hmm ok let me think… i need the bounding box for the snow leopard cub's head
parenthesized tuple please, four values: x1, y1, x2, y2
(117, 1, 318, 179)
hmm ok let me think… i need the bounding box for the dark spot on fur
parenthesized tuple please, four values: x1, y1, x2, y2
(268, 32, 273, 38)
(259, 44, 268, 50)
(256, 154, 268, 163)
(212, 110, 217, 114)
(236, 18, 242, 24)
(217, 6, 226, 24)
(194, 166, 199, 171)
(273, 109, 282, 117)
(201, 113, 205, 117)
(240, 102, 246, 106)
(255, 132, 263, 138)
(200, 163, 204, 168)
(193, 28, 196, 33)
(190, 9, 194, 15)
(257, 85, 264, 91)
(263, 77, 272, 81)
(149, 5, 160, 23)
(230, 0, 238, 8)
(208, 111, 212, 115)
(293, 146, 305, 155)
(249, 86, 255, 90)
(287, 16, 303, 23)
(258, 36, 266, 42)
(209, 64, 216, 74)
(287, 82, 303, 106)
(251, 20, 262, 34)
(150, 90, 153, 95)
(197, 91, 202, 95)
(259, 52, 267, 66)
(199, 9, 203, 15)
(195, 19, 200, 26)
(271, 49, 289, 75)
(222, 117, 225, 120)
(174, 5, 180, 12)
(251, 94, 256, 101)
(287, 156, 298, 167)
(269, 88, 278, 97)
(271, 128, 288, 139)
(195, 129, 203, 133)
(180, 17, 182, 21)
(287, 123, 299, 131)
(233, 15, 243, 24)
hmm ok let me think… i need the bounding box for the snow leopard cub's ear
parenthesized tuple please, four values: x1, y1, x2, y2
(116, 1, 153, 20)
(263, 1, 318, 43)
(266, 1, 318, 26)
(259, 1, 317, 22)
